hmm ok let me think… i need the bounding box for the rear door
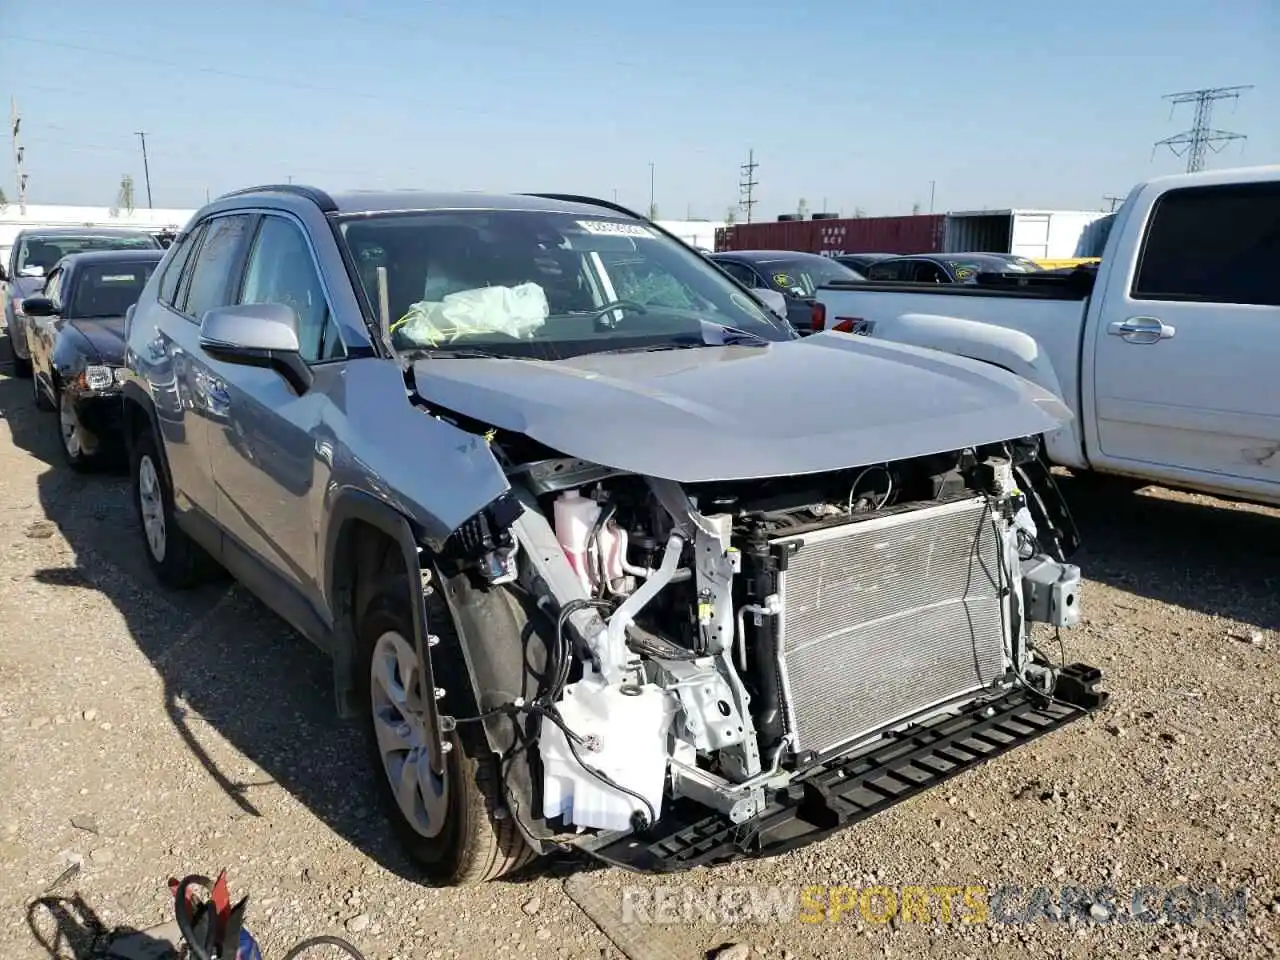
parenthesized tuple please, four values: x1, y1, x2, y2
(1086, 175, 1280, 490)
(150, 214, 257, 521)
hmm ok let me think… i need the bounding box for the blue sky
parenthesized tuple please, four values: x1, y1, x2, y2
(1, 0, 1276, 219)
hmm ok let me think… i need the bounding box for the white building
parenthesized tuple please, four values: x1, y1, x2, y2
(0, 203, 196, 265)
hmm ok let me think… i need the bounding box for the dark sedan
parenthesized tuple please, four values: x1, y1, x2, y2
(864, 252, 1044, 284)
(22, 249, 164, 469)
(708, 250, 864, 334)
(2, 227, 162, 377)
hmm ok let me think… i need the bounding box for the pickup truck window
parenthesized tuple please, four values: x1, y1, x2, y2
(1133, 181, 1280, 307)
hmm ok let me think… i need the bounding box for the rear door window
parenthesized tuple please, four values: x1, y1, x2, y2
(1132, 181, 1280, 307)
(158, 224, 204, 308)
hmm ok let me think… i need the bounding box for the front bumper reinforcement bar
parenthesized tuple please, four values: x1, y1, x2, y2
(582, 662, 1107, 872)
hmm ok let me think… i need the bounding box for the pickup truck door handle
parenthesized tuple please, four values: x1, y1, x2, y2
(1107, 316, 1176, 344)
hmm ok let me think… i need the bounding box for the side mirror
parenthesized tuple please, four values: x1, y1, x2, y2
(21, 296, 57, 317)
(752, 288, 788, 320)
(198, 303, 313, 395)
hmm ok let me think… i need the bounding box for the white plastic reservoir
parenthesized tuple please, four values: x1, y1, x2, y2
(540, 673, 676, 831)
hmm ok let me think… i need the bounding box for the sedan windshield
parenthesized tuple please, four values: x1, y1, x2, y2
(337, 210, 794, 358)
(16, 234, 159, 274)
(753, 256, 864, 297)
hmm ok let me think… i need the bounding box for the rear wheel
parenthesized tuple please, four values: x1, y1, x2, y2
(130, 429, 214, 588)
(357, 577, 535, 885)
(10, 345, 32, 378)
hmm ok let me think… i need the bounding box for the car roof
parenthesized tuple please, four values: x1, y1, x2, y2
(15, 227, 158, 239)
(58, 249, 165, 268)
(712, 250, 831, 262)
(214, 184, 645, 219)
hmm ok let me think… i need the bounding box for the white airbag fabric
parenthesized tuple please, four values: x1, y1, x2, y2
(395, 283, 549, 344)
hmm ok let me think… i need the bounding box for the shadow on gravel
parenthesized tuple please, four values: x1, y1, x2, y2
(0, 346, 597, 889)
(1058, 473, 1280, 631)
(27, 891, 178, 960)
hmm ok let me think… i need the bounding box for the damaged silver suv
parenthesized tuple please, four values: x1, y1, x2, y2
(121, 185, 1106, 885)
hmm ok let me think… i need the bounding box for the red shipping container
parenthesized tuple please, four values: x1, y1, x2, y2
(715, 214, 944, 255)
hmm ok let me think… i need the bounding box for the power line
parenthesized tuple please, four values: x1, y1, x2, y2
(738, 149, 758, 224)
(1154, 85, 1253, 174)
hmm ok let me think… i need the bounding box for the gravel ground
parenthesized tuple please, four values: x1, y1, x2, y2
(0, 352, 1277, 960)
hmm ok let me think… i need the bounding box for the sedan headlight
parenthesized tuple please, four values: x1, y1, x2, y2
(83, 365, 117, 391)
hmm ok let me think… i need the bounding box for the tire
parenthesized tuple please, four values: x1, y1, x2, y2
(130, 428, 214, 589)
(11, 350, 32, 378)
(357, 577, 535, 885)
(58, 389, 97, 472)
(32, 371, 54, 412)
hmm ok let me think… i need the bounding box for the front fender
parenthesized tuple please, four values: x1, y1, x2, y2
(866, 312, 1083, 469)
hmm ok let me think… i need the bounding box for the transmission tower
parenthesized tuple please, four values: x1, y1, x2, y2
(1154, 85, 1252, 173)
(738, 149, 759, 223)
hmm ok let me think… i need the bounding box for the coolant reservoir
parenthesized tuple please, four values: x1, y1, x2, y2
(540, 674, 676, 832)
(553, 490, 599, 595)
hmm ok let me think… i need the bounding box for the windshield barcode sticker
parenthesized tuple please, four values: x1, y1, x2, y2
(575, 220, 653, 238)
(100, 274, 138, 282)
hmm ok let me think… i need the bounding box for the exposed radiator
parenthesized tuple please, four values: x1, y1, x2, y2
(771, 496, 1008, 756)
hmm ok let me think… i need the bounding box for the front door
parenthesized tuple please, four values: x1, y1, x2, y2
(1089, 177, 1280, 486)
(204, 212, 346, 611)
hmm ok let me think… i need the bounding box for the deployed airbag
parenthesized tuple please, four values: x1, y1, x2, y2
(396, 283, 549, 344)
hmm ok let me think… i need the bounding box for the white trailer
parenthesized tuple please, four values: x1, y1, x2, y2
(942, 209, 1108, 260)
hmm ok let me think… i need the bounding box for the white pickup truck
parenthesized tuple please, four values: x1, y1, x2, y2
(813, 164, 1280, 507)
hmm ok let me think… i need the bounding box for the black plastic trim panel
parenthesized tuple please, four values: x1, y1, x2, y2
(585, 664, 1107, 873)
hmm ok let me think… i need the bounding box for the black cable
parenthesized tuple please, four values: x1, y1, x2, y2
(281, 934, 368, 959)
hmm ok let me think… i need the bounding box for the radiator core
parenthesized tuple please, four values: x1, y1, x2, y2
(770, 496, 1008, 756)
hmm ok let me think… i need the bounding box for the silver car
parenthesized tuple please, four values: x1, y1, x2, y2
(122, 185, 1105, 885)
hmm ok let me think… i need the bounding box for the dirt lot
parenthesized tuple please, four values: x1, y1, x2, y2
(0, 355, 1277, 960)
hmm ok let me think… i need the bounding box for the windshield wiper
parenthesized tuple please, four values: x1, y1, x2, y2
(411, 347, 527, 360)
(594, 320, 773, 355)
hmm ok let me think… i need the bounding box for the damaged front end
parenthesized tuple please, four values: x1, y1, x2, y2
(421, 416, 1107, 871)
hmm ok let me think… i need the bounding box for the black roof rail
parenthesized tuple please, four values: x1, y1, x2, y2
(214, 183, 338, 213)
(520, 193, 650, 223)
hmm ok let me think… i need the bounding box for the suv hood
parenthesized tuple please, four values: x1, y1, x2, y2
(411, 332, 1071, 483)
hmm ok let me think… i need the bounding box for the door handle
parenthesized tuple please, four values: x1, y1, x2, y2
(1107, 316, 1176, 344)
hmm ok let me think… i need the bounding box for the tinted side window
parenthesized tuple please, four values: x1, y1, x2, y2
(182, 215, 254, 320)
(716, 260, 759, 287)
(866, 262, 900, 281)
(157, 224, 203, 306)
(1133, 182, 1280, 307)
(239, 216, 345, 362)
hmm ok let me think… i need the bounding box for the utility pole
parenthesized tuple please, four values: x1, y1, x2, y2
(738, 148, 759, 223)
(11, 97, 27, 213)
(1154, 85, 1253, 173)
(1103, 195, 1125, 212)
(929, 180, 936, 214)
(135, 131, 153, 207)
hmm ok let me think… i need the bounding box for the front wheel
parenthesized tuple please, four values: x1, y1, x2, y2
(130, 429, 215, 588)
(58, 390, 99, 471)
(357, 579, 535, 885)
